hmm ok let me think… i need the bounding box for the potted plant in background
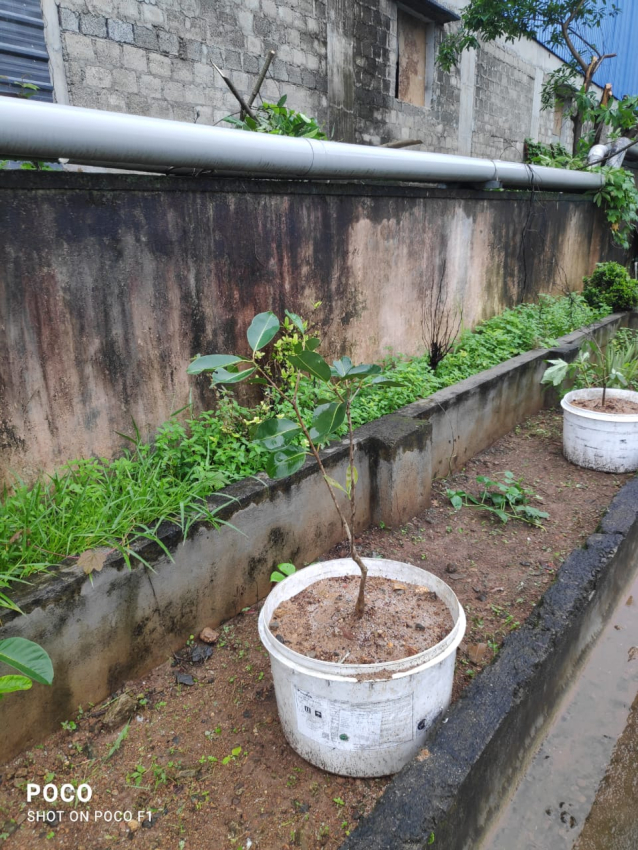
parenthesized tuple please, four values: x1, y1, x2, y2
(542, 329, 638, 472)
(188, 310, 466, 777)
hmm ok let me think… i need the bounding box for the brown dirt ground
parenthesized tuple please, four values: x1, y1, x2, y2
(0, 410, 630, 850)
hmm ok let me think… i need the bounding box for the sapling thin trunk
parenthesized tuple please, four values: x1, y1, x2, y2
(347, 399, 367, 618)
(186, 310, 399, 621)
(287, 385, 368, 618)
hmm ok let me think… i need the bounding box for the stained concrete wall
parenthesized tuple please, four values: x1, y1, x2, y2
(0, 172, 623, 484)
(0, 313, 632, 763)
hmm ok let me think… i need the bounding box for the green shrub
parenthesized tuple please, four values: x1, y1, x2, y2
(223, 95, 327, 139)
(583, 262, 638, 312)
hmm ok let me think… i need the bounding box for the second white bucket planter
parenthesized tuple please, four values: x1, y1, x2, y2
(561, 388, 638, 473)
(258, 558, 466, 777)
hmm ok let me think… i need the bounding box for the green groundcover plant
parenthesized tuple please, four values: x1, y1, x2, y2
(0, 293, 610, 611)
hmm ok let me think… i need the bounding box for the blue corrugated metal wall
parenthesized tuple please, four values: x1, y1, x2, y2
(0, 0, 53, 101)
(537, 0, 638, 99)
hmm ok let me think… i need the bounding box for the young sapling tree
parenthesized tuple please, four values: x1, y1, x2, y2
(187, 310, 400, 618)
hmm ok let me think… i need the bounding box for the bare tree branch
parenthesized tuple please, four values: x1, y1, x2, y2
(421, 262, 462, 371)
(247, 50, 276, 111)
(561, 24, 589, 75)
(212, 63, 256, 120)
(567, 25, 602, 59)
(564, 0, 588, 30)
(380, 139, 423, 149)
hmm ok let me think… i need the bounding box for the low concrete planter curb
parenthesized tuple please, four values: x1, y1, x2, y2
(339, 478, 638, 850)
(0, 311, 635, 763)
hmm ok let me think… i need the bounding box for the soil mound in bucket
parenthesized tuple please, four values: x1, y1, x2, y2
(270, 575, 453, 664)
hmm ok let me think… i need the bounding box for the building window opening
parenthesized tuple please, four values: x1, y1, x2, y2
(396, 7, 428, 107)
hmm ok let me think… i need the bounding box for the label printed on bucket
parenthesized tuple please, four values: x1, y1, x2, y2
(293, 687, 414, 750)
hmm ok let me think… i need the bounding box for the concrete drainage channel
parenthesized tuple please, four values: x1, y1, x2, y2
(483, 567, 638, 850)
(339, 477, 638, 850)
(0, 310, 637, 788)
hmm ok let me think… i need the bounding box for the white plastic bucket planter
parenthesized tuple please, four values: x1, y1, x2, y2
(258, 558, 466, 777)
(561, 388, 638, 473)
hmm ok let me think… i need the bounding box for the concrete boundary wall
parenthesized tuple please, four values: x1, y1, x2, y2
(0, 312, 634, 763)
(0, 172, 624, 486)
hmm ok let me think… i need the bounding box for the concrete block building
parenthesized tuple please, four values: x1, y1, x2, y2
(0, 0, 616, 161)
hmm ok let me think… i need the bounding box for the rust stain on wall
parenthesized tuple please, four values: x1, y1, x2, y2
(0, 175, 623, 484)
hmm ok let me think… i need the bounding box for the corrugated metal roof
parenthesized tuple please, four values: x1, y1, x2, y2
(0, 0, 53, 101)
(537, 0, 638, 100)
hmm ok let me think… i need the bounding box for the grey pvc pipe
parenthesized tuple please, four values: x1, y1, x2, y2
(0, 98, 604, 192)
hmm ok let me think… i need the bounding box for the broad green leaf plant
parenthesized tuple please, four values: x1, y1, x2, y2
(0, 637, 53, 698)
(188, 310, 400, 618)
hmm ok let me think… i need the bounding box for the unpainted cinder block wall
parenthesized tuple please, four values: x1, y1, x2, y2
(49, 0, 581, 157)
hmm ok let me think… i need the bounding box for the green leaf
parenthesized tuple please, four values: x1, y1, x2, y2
(346, 364, 382, 378)
(231, 746, 242, 757)
(187, 354, 246, 374)
(519, 507, 549, 520)
(450, 494, 463, 510)
(332, 357, 353, 378)
(305, 338, 321, 352)
(254, 418, 301, 450)
(106, 721, 130, 760)
(210, 366, 256, 385)
(0, 637, 54, 685)
(265, 446, 307, 479)
(284, 310, 305, 333)
(0, 675, 33, 696)
(541, 359, 570, 387)
(277, 95, 288, 107)
(324, 474, 346, 494)
(345, 464, 358, 497)
(247, 312, 280, 351)
(309, 402, 346, 442)
(288, 351, 332, 383)
(277, 563, 296, 577)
